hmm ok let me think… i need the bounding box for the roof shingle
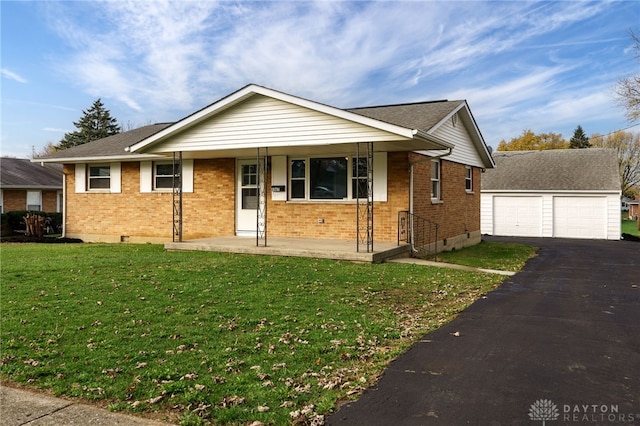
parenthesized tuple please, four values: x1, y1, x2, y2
(36, 123, 173, 160)
(481, 149, 620, 191)
(1, 158, 62, 188)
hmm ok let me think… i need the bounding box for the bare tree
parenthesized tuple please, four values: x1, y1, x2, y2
(615, 29, 640, 122)
(591, 130, 640, 198)
(32, 142, 58, 158)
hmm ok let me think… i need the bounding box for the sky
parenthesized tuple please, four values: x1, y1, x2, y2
(1, 0, 639, 159)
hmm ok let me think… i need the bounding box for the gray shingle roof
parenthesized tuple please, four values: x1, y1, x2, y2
(348, 100, 463, 132)
(35, 98, 468, 162)
(36, 123, 173, 160)
(1, 158, 62, 189)
(482, 149, 620, 191)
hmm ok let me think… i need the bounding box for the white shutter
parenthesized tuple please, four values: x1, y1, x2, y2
(373, 152, 387, 202)
(75, 164, 86, 193)
(110, 162, 121, 193)
(271, 156, 287, 201)
(140, 161, 152, 193)
(182, 159, 194, 193)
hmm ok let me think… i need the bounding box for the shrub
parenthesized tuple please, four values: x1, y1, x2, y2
(0, 211, 62, 235)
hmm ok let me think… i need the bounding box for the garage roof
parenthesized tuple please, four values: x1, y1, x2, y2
(482, 149, 620, 191)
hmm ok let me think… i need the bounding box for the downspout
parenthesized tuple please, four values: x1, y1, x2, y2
(408, 147, 452, 254)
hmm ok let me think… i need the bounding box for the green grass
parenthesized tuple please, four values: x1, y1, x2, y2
(0, 243, 530, 425)
(622, 216, 640, 237)
(435, 241, 538, 272)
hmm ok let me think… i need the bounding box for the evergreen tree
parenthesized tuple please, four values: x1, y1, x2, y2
(57, 99, 121, 150)
(569, 125, 590, 149)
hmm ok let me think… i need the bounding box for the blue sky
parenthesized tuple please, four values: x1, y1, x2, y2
(2, 1, 639, 158)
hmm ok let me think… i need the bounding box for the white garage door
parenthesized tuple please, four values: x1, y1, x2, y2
(493, 196, 542, 237)
(553, 197, 606, 239)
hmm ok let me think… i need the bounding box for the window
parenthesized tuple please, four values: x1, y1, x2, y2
(431, 160, 440, 200)
(241, 164, 258, 209)
(154, 162, 178, 189)
(88, 165, 111, 189)
(465, 166, 473, 192)
(352, 157, 369, 198)
(310, 157, 347, 199)
(27, 191, 42, 211)
(286, 155, 384, 201)
(290, 159, 306, 199)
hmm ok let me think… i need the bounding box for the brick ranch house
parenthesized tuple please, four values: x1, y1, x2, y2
(36, 84, 494, 256)
(1, 157, 62, 213)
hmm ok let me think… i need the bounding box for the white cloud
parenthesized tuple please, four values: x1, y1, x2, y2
(1, 68, 27, 83)
(42, 0, 635, 144)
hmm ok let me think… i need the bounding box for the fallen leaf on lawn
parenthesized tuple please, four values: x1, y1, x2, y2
(147, 395, 164, 404)
(257, 405, 270, 412)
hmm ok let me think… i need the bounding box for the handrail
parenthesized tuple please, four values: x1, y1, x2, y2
(398, 210, 439, 258)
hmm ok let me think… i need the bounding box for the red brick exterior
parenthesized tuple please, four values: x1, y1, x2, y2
(2, 189, 59, 213)
(63, 153, 482, 248)
(409, 152, 481, 244)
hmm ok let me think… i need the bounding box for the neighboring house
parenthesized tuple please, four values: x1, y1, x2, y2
(36, 84, 494, 253)
(629, 201, 639, 221)
(0, 157, 63, 213)
(481, 149, 621, 240)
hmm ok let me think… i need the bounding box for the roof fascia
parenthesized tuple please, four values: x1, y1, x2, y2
(33, 154, 168, 164)
(1, 185, 62, 190)
(129, 84, 439, 153)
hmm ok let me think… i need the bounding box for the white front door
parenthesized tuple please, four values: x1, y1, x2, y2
(236, 160, 258, 236)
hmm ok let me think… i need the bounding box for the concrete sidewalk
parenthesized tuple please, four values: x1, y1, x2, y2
(0, 385, 172, 426)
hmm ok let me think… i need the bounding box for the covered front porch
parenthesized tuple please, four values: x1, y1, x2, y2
(165, 236, 412, 263)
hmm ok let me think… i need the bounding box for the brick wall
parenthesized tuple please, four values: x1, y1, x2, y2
(409, 152, 481, 249)
(267, 152, 410, 242)
(1, 189, 59, 213)
(3, 190, 26, 212)
(64, 160, 236, 242)
(42, 190, 59, 212)
(63, 153, 482, 247)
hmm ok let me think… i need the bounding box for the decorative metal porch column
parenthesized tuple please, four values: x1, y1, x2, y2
(356, 142, 374, 252)
(256, 147, 268, 247)
(172, 151, 183, 242)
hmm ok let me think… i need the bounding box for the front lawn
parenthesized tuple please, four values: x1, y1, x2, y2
(0, 244, 525, 425)
(622, 216, 640, 237)
(435, 241, 538, 272)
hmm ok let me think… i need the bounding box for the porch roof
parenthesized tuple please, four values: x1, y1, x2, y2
(127, 84, 453, 159)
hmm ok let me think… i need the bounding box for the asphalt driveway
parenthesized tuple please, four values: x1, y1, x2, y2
(327, 237, 640, 425)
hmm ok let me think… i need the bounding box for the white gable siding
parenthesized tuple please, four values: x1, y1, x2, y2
(426, 117, 485, 167)
(153, 96, 407, 154)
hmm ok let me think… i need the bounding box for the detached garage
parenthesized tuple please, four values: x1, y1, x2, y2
(481, 149, 621, 240)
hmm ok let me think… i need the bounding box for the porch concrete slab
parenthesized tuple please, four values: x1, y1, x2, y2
(165, 237, 411, 263)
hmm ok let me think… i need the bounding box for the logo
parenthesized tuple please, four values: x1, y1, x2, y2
(529, 399, 560, 425)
